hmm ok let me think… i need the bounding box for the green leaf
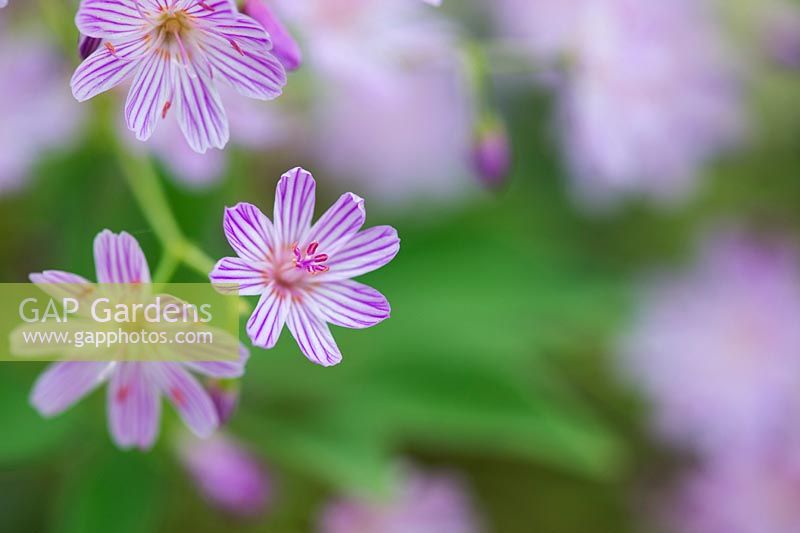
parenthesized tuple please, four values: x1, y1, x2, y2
(52, 449, 164, 533)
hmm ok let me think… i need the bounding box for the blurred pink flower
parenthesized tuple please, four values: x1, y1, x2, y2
(210, 167, 400, 366)
(29, 230, 249, 450)
(72, 0, 286, 153)
(673, 452, 800, 533)
(0, 1, 8, 8)
(273, 0, 473, 204)
(496, 0, 744, 206)
(177, 432, 271, 516)
(620, 231, 800, 457)
(0, 34, 84, 193)
(319, 466, 482, 533)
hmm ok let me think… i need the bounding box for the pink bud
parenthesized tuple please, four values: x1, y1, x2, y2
(242, 0, 302, 71)
(472, 119, 511, 189)
(178, 433, 271, 517)
(208, 379, 240, 425)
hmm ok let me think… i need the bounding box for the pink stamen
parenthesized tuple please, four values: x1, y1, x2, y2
(116, 385, 130, 403)
(198, 1, 214, 11)
(104, 42, 118, 57)
(161, 100, 172, 119)
(230, 39, 245, 56)
(171, 387, 187, 407)
(293, 241, 330, 274)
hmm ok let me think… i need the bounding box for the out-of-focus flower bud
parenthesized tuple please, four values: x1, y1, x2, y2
(78, 34, 101, 60)
(472, 117, 511, 190)
(208, 378, 240, 426)
(177, 433, 271, 517)
(764, 8, 800, 69)
(242, 0, 302, 71)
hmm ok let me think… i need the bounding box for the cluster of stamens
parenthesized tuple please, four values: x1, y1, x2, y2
(293, 242, 330, 274)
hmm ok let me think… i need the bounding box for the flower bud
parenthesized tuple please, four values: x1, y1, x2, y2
(208, 378, 240, 426)
(242, 0, 302, 71)
(178, 433, 271, 517)
(78, 34, 101, 60)
(472, 118, 511, 189)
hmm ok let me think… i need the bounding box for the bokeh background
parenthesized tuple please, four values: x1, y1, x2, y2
(2, 0, 800, 531)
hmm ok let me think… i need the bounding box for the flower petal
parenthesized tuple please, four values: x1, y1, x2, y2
(30, 362, 114, 416)
(153, 363, 219, 438)
(222, 202, 275, 262)
(182, 343, 249, 379)
(181, 0, 237, 23)
(320, 226, 400, 281)
(75, 0, 148, 41)
(305, 193, 365, 255)
(202, 33, 286, 100)
(246, 287, 290, 349)
(108, 362, 161, 450)
(125, 50, 170, 141)
(207, 12, 271, 51)
(29, 270, 95, 305)
(71, 38, 147, 102)
(311, 280, 390, 329)
(173, 60, 229, 153)
(209, 257, 268, 295)
(273, 167, 316, 246)
(242, 0, 302, 71)
(286, 304, 342, 367)
(94, 230, 152, 284)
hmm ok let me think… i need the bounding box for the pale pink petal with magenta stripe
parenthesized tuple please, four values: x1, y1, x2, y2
(207, 12, 272, 51)
(108, 363, 161, 450)
(202, 33, 286, 100)
(222, 202, 275, 261)
(286, 304, 342, 367)
(181, 0, 237, 22)
(320, 226, 400, 281)
(71, 38, 148, 101)
(182, 344, 250, 379)
(209, 257, 268, 295)
(311, 280, 391, 329)
(30, 362, 114, 416)
(94, 230, 152, 284)
(153, 363, 219, 438)
(125, 50, 171, 141)
(306, 193, 366, 256)
(242, 0, 302, 71)
(75, 0, 150, 40)
(273, 167, 316, 246)
(246, 287, 290, 348)
(174, 61, 229, 153)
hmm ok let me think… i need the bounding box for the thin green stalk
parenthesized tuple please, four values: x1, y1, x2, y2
(153, 251, 180, 284)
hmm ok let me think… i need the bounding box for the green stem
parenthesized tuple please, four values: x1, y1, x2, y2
(153, 251, 180, 284)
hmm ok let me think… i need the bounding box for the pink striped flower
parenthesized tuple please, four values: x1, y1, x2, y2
(209, 167, 400, 366)
(29, 230, 249, 450)
(71, 0, 287, 153)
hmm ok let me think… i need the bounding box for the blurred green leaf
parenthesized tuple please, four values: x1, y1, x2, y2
(0, 368, 76, 464)
(52, 450, 164, 533)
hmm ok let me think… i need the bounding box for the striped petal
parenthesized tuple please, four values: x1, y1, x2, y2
(153, 363, 219, 438)
(30, 362, 114, 416)
(71, 38, 148, 102)
(75, 0, 149, 41)
(207, 12, 272, 51)
(108, 363, 161, 450)
(94, 230, 152, 284)
(202, 33, 286, 100)
(320, 226, 400, 281)
(286, 304, 342, 367)
(311, 280, 390, 329)
(182, 343, 249, 379)
(306, 193, 365, 255)
(209, 257, 268, 295)
(246, 287, 290, 348)
(182, 0, 237, 23)
(125, 49, 170, 141)
(273, 167, 316, 246)
(173, 59, 229, 153)
(222, 202, 274, 261)
(30, 270, 95, 305)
